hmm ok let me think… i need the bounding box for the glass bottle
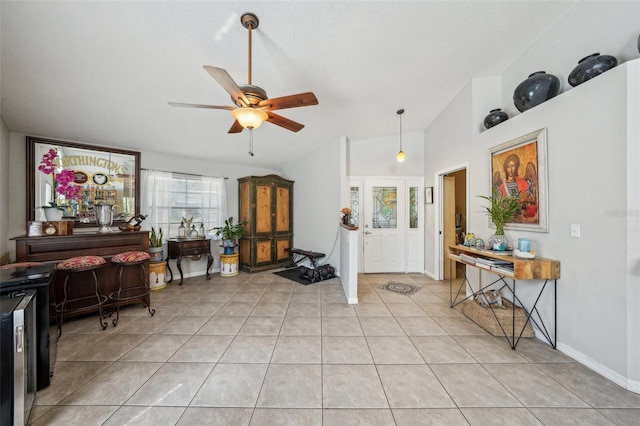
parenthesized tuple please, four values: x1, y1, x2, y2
(178, 221, 186, 238)
(189, 224, 198, 237)
(198, 222, 205, 237)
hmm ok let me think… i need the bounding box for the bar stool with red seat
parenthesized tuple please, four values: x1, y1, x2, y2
(54, 255, 108, 335)
(109, 251, 155, 327)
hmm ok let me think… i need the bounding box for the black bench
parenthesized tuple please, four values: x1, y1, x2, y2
(285, 248, 326, 269)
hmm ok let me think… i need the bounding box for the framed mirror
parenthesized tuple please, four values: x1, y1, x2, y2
(27, 136, 141, 227)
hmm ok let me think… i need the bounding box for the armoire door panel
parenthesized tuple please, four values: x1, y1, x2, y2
(256, 184, 272, 234)
(276, 186, 290, 233)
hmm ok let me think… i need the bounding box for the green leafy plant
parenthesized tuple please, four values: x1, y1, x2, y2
(39, 201, 65, 211)
(210, 217, 247, 245)
(150, 226, 163, 247)
(478, 188, 521, 235)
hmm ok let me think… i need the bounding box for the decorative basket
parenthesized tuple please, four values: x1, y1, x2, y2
(463, 299, 534, 338)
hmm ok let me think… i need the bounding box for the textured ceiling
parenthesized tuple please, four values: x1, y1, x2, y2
(1, 1, 577, 169)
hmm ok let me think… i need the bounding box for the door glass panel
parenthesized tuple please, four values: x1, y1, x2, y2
(349, 186, 359, 226)
(372, 186, 397, 229)
(409, 186, 418, 228)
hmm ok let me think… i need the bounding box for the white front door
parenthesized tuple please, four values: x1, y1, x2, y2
(363, 179, 406, 272)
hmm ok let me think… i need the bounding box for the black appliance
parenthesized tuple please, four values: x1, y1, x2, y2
(0, 263, 53, 391)
(0, 290, 38, 425)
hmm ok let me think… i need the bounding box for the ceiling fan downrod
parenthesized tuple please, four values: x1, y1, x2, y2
(241, 13, 259, 86)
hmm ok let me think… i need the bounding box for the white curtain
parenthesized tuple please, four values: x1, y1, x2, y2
(140, 169, 228, 236)
(140, 169, 173, 230)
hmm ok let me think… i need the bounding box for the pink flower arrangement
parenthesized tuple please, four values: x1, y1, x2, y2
(39, 149, 81, 201)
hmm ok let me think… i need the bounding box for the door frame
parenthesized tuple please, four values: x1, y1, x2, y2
(433, 162, 469, 280)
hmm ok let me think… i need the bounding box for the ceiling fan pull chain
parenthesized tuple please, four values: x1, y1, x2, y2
(248, 129, 254, 156)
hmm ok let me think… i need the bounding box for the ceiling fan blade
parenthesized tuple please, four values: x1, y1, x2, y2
(203, 66, 250, 107)
(258, 92, 318, 111)
(168, 102, 234, 110)
(228, 120, 244, 134)
(266, 112, 305, 132)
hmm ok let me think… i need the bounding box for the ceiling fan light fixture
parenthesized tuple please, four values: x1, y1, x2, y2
(396, 108, 405, 162)
(232, 107, 268, 129)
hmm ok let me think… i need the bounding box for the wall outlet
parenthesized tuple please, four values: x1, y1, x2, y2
(570, 224, 581, 238)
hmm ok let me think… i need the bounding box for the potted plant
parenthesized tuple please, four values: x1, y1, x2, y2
(149, 226, 164, 262)
(37, 148, 81, 221)
(211, 217, 247, 255)
(478, 188, 521, 250)
(39, 202, 66, 222)
(210, 217, 247, 277)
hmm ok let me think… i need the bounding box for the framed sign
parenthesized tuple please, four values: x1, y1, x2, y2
(488, 128, 548, 232)
(425, 187, 433, 204)
(27, 136, 141, 227)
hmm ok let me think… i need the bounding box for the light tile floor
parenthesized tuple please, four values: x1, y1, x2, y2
(30, 272, 640, 425)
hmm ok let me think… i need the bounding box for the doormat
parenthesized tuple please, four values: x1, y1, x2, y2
(380, 281, 422, 296)
(273, 266, 315, 286)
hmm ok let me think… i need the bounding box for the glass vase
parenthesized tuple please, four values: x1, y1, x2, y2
(489, 234, 511, 251)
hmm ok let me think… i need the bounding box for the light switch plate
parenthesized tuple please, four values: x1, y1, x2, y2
(570, 224, 581, 238)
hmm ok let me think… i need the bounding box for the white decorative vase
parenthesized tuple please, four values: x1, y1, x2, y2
(149, 261, 167, 290)
(219, 253, 239, 277)
(43, 208, 63, 222)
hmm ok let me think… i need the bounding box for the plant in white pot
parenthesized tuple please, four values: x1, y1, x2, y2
(149, 227, 164, 262)
(478, 188, 521, 251)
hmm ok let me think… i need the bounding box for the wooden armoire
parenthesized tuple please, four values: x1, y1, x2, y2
(238, 175, 293, 272)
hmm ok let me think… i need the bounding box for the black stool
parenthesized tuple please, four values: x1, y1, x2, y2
(109, 251, 155, 327)
(54, 255, 108, 335)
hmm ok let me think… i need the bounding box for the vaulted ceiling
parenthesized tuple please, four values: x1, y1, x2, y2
(1, 1, 577, 169)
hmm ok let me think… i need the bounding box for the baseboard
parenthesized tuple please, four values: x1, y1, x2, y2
(556, 341, 640, 394)
(424, 270, 437, 279)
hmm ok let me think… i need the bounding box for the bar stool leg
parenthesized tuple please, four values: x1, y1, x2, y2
(140, 262, 155, 317)
(57, 268, 108, 336)
(111, 260, 155, 327)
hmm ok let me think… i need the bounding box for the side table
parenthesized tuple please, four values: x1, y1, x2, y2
(166, 238, 213, 285)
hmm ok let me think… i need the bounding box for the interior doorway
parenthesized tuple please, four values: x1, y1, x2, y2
(434, 163, 468, 280)
(442, 170, 467, 280)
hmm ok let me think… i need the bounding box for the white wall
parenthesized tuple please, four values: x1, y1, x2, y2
(423, 0, 640, 390)
(347, 130, 424, 177)
(281, 138, 343, 271)
(424, 82, 473, 276)
(0, 119, 9, 260)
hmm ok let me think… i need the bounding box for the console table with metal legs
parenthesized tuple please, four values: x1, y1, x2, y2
(448, 245, 560, 350)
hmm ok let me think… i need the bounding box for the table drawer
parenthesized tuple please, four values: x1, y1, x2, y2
(182, 247, 208, 256)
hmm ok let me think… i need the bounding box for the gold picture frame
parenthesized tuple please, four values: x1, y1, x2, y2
(488, 128, 548, 232)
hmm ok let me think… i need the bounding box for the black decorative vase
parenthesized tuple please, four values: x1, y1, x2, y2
(568, 53, 617, 87)
(513, 71, 560, 113)
(483, 109, 509, 129)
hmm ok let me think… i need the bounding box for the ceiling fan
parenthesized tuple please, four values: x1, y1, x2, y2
(169, 12, 318, 133)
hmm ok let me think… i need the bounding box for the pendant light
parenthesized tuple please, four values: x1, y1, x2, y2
(396, 108, 405, 162)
